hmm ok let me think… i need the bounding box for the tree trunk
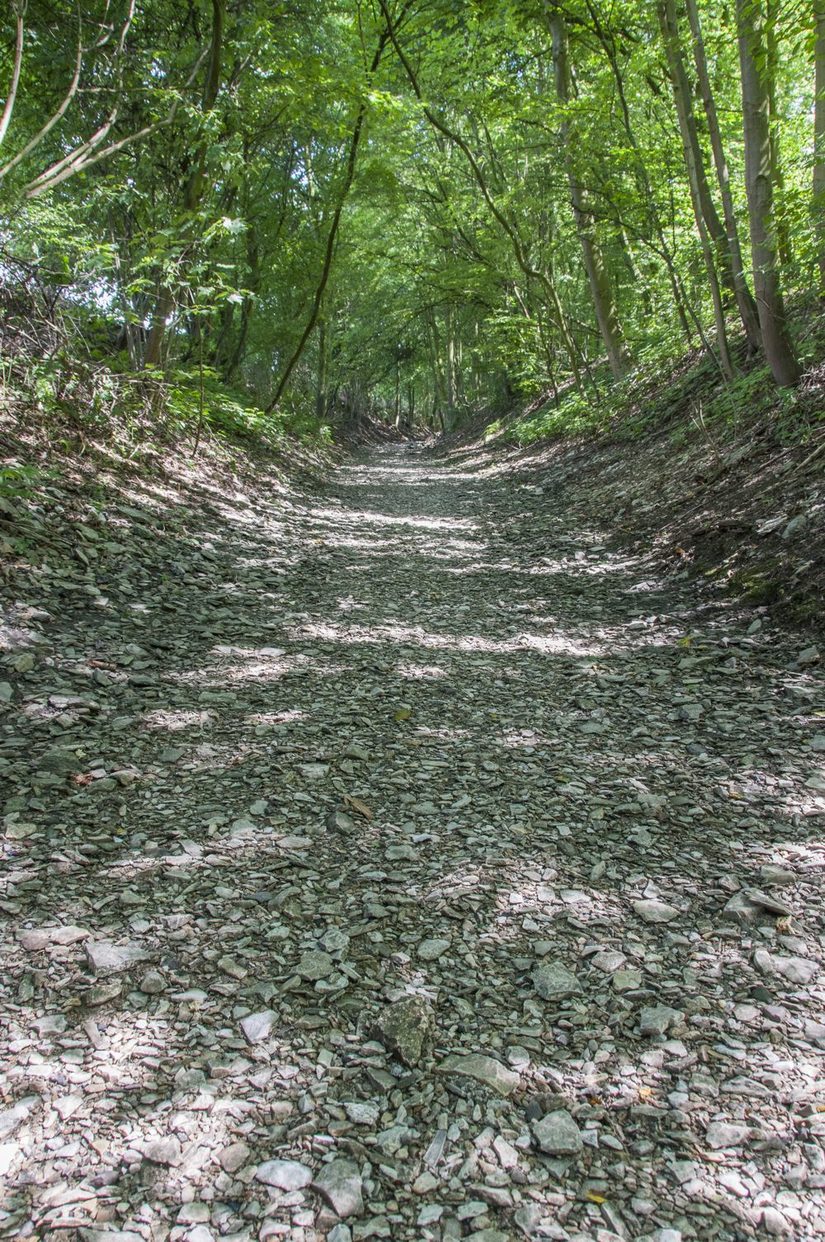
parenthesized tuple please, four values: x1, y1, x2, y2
(144, 0, 225, 369)
(315, 315, 328, 420)
(736, 0, 800, 386)
(765, 0, 792, 268)
(586, 0, 693, 343)
(550, 12, 627, 380)
(657, 0, 735, 378)
(814, 0, 825, 293)
(658, 0, 750, 337)
(684, 0, 762, 352)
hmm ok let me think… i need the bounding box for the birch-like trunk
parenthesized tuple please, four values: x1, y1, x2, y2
(550, 12, 627, 380)
(684, 0, 762, 352)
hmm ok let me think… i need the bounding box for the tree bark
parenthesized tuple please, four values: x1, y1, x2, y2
(684, 0, 762, 352)
(658, 0, 755, 347)
(657, 0, 735, 376)
(550, 12, 627, 380)
(814, 0, 825, 293)
(144, 0, 225, 368)
(736, 0, 800, 386)
(585, 0, 693, 344)
(0, 3, 25, 150)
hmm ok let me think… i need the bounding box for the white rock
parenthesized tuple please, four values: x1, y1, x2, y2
(240, 1009, 276, 1044)
(255, 1158, 313, 1190)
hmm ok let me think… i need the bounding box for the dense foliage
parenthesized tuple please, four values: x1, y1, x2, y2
(1, 0, 824, 438)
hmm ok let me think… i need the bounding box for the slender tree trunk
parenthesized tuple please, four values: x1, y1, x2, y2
(766, 0, 792, 268)
(265, 20, 395, 411)
(0, 4, 24, 150)
(586, 0, 693, 343)
(658, 0, 749, 334)
(685, 0, 762, 352)
(737, 0, 800, 385)
(144, 0, 225, 368)
(315, 315, 328, 420)
(550, 12, 627, 380)
(657, 0, 735, 377)
(816, 0, 825, 294)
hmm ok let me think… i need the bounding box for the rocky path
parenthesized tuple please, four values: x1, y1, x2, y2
(1, 444, 824, 1242)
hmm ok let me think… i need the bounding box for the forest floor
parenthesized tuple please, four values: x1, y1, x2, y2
(1, 436, 824, 1242)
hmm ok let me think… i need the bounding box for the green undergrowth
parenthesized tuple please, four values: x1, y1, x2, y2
(504, 311, 825, 452)
(0, 352, 335, 479)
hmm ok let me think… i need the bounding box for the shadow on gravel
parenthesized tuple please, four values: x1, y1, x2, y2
(1, 447, 823, 1239)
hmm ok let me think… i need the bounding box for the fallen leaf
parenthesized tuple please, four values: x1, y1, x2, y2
(344, 793, 374, 820)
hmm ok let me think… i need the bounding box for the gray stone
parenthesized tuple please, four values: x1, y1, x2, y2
(85, 941, 148, 973)
(437, 1053, 520, 1096)
(639, 1005, 683, 1037)
(296, 950, 335, 980)
(219, 1141, 251, 1173)
(532, 1109, 583, 1155)
(591, 950, 626, 973)
(343, 1100, 380, 1125)
(724, 888, 792, 922)
(613, 968, 643, 991)
(312, 1158, 363, 1218)
(240, 1009, 276, 1044)
(142, 1137, 182, 1165)
(373, 995, 434, 1066)
(19, 925, 89, 950)
(705, 1121, 750, 1149)
(754, 950, 817, 985)
(532, 961, 581, 1000)
(255, 1158, 313, 1190)
(139, 969, 166, 995)
(417, 937, 451, 961)
(633, 898, 679, 923)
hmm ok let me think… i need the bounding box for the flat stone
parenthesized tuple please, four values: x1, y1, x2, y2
(438, 1053, 520, 1096)
(613, 968, 643, 991)
(296, 950, 335, 980)
(532, 961, 581, 1000)
(591, 950, 626, 973)
(139, 969, 166, 994)
(142, 1137, 182, 1165)
(705, 1121, 750, 1149)
(19, 925, 90, 950)
(640, 1005, 683, 1037)
(754, 950, 817, 985)
(219, 1141, 251, 1173)
(343, 1100, 380, 1125)
(85, 940, 148, 973)
(240, 1009, 277, 1044)
(417, 937, 451, 961)
(255, 1158, 313, 1190)
(532, 1109, 583, 1155)
(312, 1158, 363, 1218)
(633, 899, 679, 924)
